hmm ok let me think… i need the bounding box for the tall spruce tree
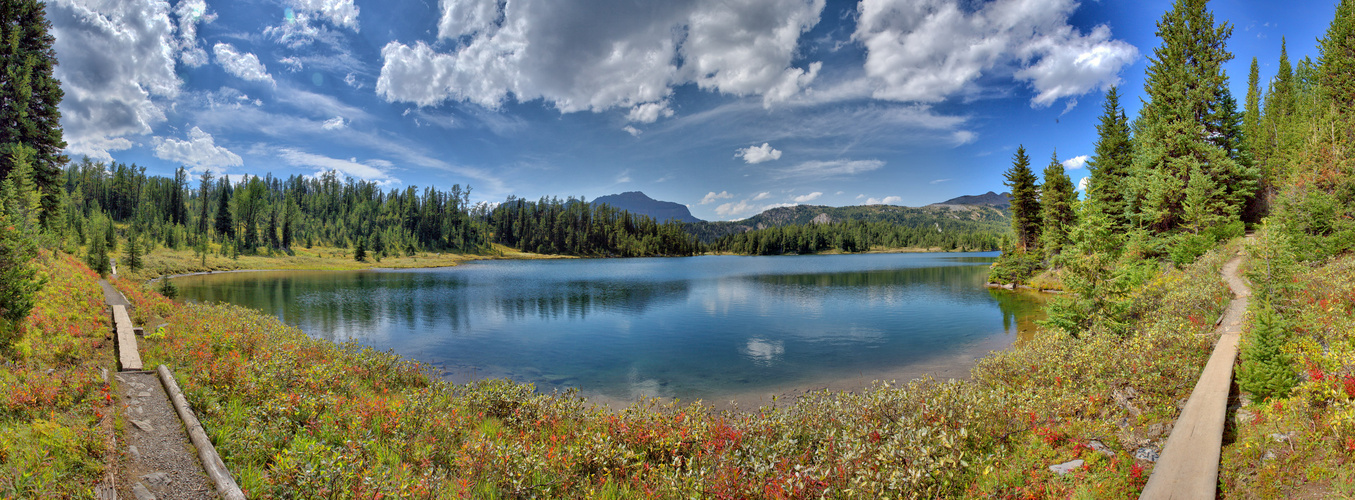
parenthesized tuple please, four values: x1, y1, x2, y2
(1130, 0, 1246, 233)
(1040, 152, 1077, 259)
(1086, 87, 1133, 229)
(1319, 0, 1355, 113)
(214, 175, 234, 241)
(0, 150, 42, 344)
(0, 0, 67, 226)
(1004, 145, 1041, 251)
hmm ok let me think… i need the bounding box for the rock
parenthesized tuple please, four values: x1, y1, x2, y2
(140, 472, 171, 489)
(1269, 432, 1294, 443)
(132, 482, 156, 500)
(130, 419, 154, 433)
(137, 391, 151, 398)
(128, 445, 140, 461)
(1134, 446, 1160, 462)
(1089, 440, 1115, 457)
(1049, 459, 1085, 475)
(100, 368, 108, 383)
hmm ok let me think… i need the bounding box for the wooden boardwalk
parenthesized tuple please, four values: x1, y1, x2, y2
(1139, 253, 1250, 499)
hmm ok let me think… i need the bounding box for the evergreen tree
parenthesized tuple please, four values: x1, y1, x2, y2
(1039, 152, 1077, 259)
(0, 0, 67, 225)
(354, 236, 367, 262)
(1243, 57, 1264, 161)
(0, 160, 43, 346)
(196, 169, 213, 236)
(1086, 87, 1133, 228)
(214, 175, 234, 241)
(1003, 145, 1041, 251)
(1237, 303, 1297, 401)
(124, 230, 142, 271)
(1319, 0, 1355, 113)
(86, 220, 109, 276)
(1130, 0, 1246, 233)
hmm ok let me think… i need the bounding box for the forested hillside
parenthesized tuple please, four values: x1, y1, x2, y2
(686, 203, 1009, 245)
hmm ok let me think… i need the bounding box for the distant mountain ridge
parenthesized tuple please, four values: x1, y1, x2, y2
(684, 202, 1009, 243)
(591, 191, 702, 223)
(931, 191, 1011, 208)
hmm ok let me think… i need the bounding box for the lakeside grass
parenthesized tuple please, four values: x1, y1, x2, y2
(96, 242, 1236, 498)
(117, 242, 572, 282)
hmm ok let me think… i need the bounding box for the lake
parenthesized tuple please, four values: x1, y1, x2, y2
(170, 252, 1044, 405)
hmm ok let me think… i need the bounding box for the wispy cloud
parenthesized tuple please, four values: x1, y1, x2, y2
(701, 191, 734, 204)
(774, 159, 884, 180)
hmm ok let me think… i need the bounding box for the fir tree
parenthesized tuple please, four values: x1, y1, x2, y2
(1237, 303, 1297, 401)
(1003, 145, 1041, 251)
(124, 230, 142, 272)
(1086, 87, 1133, 228)
(0, 159, 43, 346)
(1039, 152, 1077, 259)
(1131, 0, 1244, 233)
(0, 0, 67, 225)
(197, 170, 213, 236)
(214, 175, 234, 241)
(1319, 0, 1355, 112)
(354, 237, 367, 262)
(86, 220, 109, 276)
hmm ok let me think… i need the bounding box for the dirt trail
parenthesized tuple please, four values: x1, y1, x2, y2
(101, 279, 216, 500)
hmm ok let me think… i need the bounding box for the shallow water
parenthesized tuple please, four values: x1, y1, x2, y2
(171, 252, 1044, 403)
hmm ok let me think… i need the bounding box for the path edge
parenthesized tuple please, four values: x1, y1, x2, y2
(157, 364, 247, 500)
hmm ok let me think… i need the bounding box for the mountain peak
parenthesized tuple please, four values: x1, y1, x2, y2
(931, 191, 1011, 208)
(591, 191, 702, 223)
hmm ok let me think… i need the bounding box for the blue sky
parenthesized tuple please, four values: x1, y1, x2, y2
(45, 0, 1333, 220)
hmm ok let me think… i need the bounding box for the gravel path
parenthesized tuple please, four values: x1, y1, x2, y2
(116, 372, 216, 500)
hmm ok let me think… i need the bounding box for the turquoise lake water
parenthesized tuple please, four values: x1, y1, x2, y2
(170, 252, 1043, 403)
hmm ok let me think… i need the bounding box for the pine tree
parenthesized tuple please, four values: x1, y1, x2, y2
(1237, 303, 1297, 401)
(196, 169, 213, 236)
(124, 230, 142, 272)
(1086, 87, 1133, 229)
(86, 220, 110, 276)
(1040, 152, 1077, 259)
(0, 160, 43, 346)
(354, 237, 367, 262)
(1130, 0, 1244, 233)
(0, 0, 67, 226)
(1319, 0, 1355, 113)
(214, 175, 234, 241)
(1004, 145, 1041, 251)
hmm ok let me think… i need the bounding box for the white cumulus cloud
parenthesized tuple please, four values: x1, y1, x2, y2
(1061, 154, 1089, 169)
(152, 127, 242, 171)
(173, 0, 216, 67)
(701, 191, 734, 204)
(792, 192, 822, 203)
(214, 43, 275, 85)
(853, 0, 1137, 107)
(735, 143, 782, 164)
(49, 0, 181, 161)
(627, 101, 675, 123)
(865, 196, 902, 205)
(378, 0, 825, 114)
(1077, 176, 1089, 192)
